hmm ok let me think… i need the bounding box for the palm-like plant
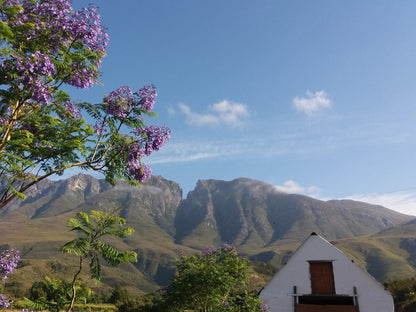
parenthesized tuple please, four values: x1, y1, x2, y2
(61, 210, 137, 312)
(24, 276, 92, 312)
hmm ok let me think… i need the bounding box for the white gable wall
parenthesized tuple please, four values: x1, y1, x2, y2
(260, 234, 394, 312)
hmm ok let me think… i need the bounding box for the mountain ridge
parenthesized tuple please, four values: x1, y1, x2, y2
(1, 174, 415, 294)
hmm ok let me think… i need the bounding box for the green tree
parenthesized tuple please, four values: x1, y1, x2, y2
(60, 210, 137, 312)
(163, 243, 269, 312)
(0, 0, 169, 210)
(109, 284, 130, 305)
(25, 276, 92, 312)
(386, 277, 416, 312)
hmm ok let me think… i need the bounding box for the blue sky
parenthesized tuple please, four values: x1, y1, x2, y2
(70, 0, 416, 216)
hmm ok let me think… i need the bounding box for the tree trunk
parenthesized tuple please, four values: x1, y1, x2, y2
(67, 256, 83, 312)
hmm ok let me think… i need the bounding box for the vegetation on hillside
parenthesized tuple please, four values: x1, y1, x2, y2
(2, 239, 272, 312)
(386, 277, 416, 312)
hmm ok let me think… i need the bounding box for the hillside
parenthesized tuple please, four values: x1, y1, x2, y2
(175, 178, 410, 251)
(1, 174, 415, 295)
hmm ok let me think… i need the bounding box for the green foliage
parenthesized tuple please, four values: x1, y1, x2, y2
(60, 210, 137, 312)
(109, 284, 130, 304)
(0, 1, 169, 209)
(162, 244, 268, 312)
(24, 276, 93, 312)
(116, 292, 164, 312)
(386, 277, 416, 312)
(61, 210, 137, 281)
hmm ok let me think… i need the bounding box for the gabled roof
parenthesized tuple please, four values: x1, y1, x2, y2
(260, 232, 394, 312)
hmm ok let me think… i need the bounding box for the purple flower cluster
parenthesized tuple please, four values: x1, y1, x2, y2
(0, 294, 10, 308)
(202, 246, 219, 256)
(105, 86, 136, 118)
(121, 124, 169, 182)
(137, 85, 157, 111)
(135, 125, 170, 156)
(63, 101, 82, 119)
(9, 52, 55, 102)
(66, 65, 97, 89)
(105, 85, 157, 118)
(0, 0, 109, 103)
(0, 250, 20, 309)
(0, 117, 9, 126)
(71, 4, 109, 59)
(14, 52, 55, 76)
(99, 84, 170, 183)
(5, 0, 108, 55)
(0, 249, 20, 281)
(94, 121, 105, 136)
(221, 242, 236, 253)
(126, 159, 152, 183)
(202, 242, 237, 256)
(260, 303, 270, 311)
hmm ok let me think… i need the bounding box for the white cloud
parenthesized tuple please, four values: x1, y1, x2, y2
(274, 180, 321, 196)
(345, 192, 416, 216)
(293, 90, 332, 115)
(147, 140, 250, 164)
(178, 100, 249, 127)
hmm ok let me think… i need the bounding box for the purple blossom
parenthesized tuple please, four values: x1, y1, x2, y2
(104, 85, 158, 117)
(221, 300, 230, 307)
(31, 51, 55, 76)
(126, 161, 152, 183)
(0, 249, 20, 281)
(135, 125, 170, 156)
(221, 242, 236, 253)
(29, 77, 52, 103)
(94, 121, 106, 135)
(260, 303, 270, 312)
(66, 65, 97, 89)
(63, 101, 82, 119)
(0, 0, 109, 102)
(0, 117, 9, 125)
(3, 0, 21, 6)
(203, 246, 219, 256)
(4, 53, 55, 103)
(70, 4, 109, 55)
(120, 138, 156, 183)
(136, 84, 157, 111)
(105, 86, 134, 118)
(0, 250, 19, 309)
(118, 124, 169, 183)
(0, 294, 10, 308)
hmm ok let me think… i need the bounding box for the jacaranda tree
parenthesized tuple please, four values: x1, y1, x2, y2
(60, 210, 137, 312)
(163, 243, 270, 312)
(0, 249, 20, 308)
(0, 0, 170, 209)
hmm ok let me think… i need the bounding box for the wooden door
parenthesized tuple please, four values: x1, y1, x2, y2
(309, 261, 335, 294)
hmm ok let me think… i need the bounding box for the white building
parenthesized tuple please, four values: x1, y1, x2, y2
(260, 233, 394, 312)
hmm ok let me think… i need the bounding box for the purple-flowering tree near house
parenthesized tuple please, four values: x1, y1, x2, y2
(0, 0, 170, 209)
(162, 243, 269, 312)
(0, 249, 20, 308)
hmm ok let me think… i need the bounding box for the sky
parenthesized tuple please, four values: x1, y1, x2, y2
(68, 0, 416, 216)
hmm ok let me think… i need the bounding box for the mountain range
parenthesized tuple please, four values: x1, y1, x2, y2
(1, 174, 415, 295)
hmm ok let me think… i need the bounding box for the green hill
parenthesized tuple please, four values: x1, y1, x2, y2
(1, 174, 415, 295)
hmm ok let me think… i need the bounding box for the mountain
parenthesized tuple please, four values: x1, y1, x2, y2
(0, 174, 415, 295)
(332, 218, 416, 282)
(175, 178, 411, 250)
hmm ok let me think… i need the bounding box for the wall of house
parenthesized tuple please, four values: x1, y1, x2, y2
(260, 235, 394, 312)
